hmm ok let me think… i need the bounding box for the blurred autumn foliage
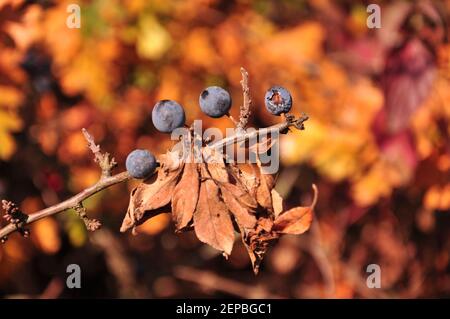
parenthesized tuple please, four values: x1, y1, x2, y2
(0, 0, 449, 298)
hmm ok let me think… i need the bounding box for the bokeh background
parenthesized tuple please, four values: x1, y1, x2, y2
(0, 0, 449, 298)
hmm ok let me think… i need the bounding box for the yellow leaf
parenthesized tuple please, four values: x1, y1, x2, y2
(0, 110, 22, 131)
(351, 161, 394, 206)
(137, 15, 172, 60)
(0, 131, 17, 160)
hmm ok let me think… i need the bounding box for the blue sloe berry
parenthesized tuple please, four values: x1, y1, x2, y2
(199, 86, 232, 118)
(126, 149, 157, 179)
(152, 100, 186, 133)
(264, 86, 292, 116)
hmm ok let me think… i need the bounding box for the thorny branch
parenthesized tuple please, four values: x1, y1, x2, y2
(82, 128, 117, 178)
(0, 67, 308, 242)
(237, 67, 251, 131)
(0, 131, 130, 241)
(1, 200, 29, 242)
(74, 202, 102, 231)
(226, 67, 251, 130)
(211, 112, 308, 151)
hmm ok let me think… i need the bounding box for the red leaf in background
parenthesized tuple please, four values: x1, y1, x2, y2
(382, 38, 436, 134)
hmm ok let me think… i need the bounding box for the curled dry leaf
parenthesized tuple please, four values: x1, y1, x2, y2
(220, 182, 257, 211)
(220, 184, 257, 230)
(231, 164, 258, 197)
(254, 164, 276, 211)
(271, 189, 284, 218)
(120, 150, 183, 232)
(240, 216, 279, 275)
(202, 146, 229, 183)
(171, 141, 199, 231)
(273, 184, 317, 235)
(171, 162, 199, 231)
(193, 165, 235, 256)
(159, 148, 183, 172)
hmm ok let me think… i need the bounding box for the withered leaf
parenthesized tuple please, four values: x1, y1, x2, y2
(159, 149, 182, 172)
(220, 184, 257, 230)
(273, 206, 313, 235)
(256, 215, 274, 233)
(255, 170, 276, 212)
(203, 146, 229, 183)
(193, 165, 235, 256)
(172, 163, 199, 230)
(121, 187, 139, 232)
(273, 185, 317, 235)
(220, 182, 257, 211)
(121, 159, 183, 233)
(139, 165, 182, 211)
(271, 189, 284, 218)
(231, 164, 258, 197)
(239, 218, 279, 275)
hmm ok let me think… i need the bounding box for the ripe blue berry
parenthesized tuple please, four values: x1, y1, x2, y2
(152, 100, 186, 133)
(199, 86, 232, 118)
(126, 149, 157, 179)
(264, 86, 292, 116)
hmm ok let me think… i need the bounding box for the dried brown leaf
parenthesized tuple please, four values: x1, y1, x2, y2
(243, 155, 276, 212)
(159, 149, 182, 172)
(271, 189, 284, 218)
(220, 182, 257, 211)
(172, 163, 199, 230)
(231, 164, 258, 197)
(203, 146, 229, 183)
(220, 184, 257, 230)
(256, 216, 274, 233)
(239, 217, 279, 275)
(193, 165, 235, 256)
(120, 157, 183, 233)
(273, 207, 313, 235)
(256, 173, 275, 212)
(273, 185, 317, 235)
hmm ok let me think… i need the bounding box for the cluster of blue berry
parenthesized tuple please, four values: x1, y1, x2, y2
(125, 85, 293, 179)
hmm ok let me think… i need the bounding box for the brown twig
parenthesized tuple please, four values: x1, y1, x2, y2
(0, 129, 130, 241)
(211, 112, 308, 151)
(0, 172, 130, 240)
